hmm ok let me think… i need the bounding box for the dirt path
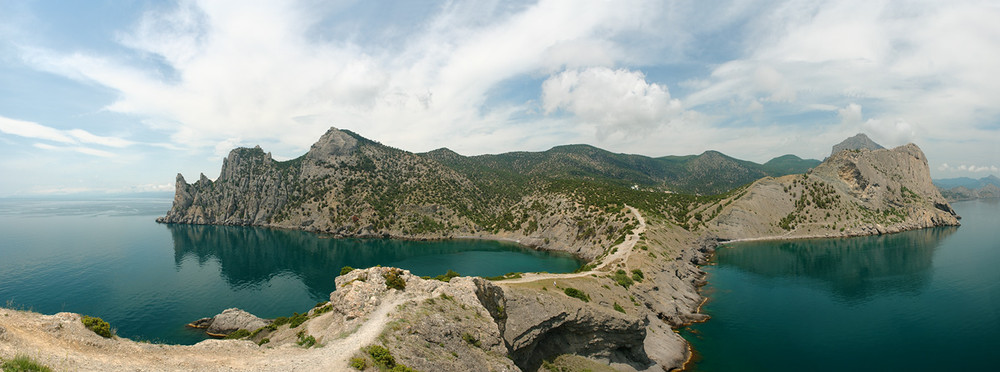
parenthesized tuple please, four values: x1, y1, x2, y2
(499, 205, 647, 285)
(322, 296, 411, 368)
(0, 293, 422, 371)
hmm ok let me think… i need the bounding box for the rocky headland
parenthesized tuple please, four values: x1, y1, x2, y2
(1, 131, 959, 371)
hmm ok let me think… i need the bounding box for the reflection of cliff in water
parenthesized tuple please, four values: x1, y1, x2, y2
(166, 224, 565, 299)
(718, 226, 959, 301)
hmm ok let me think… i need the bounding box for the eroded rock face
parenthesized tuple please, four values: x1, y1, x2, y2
(330, 267, 652, 372)
(711, 143, 960, 241)
(189, 308, 270, 337)
(157, 146, 290, 226)
(503, 287, 650, 371)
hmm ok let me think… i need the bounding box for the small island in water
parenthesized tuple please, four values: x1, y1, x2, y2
(1, 130, 961, 371)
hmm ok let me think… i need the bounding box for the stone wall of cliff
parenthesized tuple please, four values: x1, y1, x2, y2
(710, 144, 960, 241)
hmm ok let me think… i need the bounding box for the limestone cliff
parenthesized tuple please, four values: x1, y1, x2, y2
(158, 127, 639, 260)
(711, 143, 960, 241)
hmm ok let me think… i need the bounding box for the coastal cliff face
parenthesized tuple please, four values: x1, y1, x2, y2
(711, 144, 960, 241)
(146, 131, 961, 371)
(158, 128, 639, 260)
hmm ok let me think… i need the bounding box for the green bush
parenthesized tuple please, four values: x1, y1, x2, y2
(1, 355, 53, 372)
(631, 269, 644, 282)
(613, 302, 625, 314)
(296, 330, 317, 348)
(563, 287, 590, 302)
(349, 357, 367, 370)
(313, 303, 333, 316)
(340, 266, 355, 276)
(384, 268, 406, 290)
(257, 338, 270, 346)
(610, 269, 634, 289)
(366, 345, 396, 369)
(462, 332, 482, 348)
(288, 312, 309, 328)
(432, 269, 461, 282)
(81, 315, 112, 338)
(224, 329, 251, 339)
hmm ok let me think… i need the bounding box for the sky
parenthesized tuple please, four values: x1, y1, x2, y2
(0, 0, 998, 196)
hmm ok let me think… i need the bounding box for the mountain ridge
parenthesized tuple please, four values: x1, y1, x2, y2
(152, 127, 959, 371)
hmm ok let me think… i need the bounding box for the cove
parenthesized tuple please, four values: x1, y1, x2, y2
(0, 198, 581, 345)
(683, 199, 1000, 371)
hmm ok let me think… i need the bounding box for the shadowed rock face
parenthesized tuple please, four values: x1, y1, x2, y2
(502, 287, 650, 371)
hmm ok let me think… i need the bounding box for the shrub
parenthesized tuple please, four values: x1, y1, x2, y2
(340, 266, 355, 276)
(81, 315, 112, 338)
(224, 329, 251, 339)
(462, 332, 482, 348)
(288, 312, 309, 328)
(349, 357, 367, 370)
(631, 269, 644, 282)
(433, 269, 461, 282)
(366, 345, 396, 369)
(613, 302, 625, 314)
(610, 269, 634, 289)
(563, 287, 590, 302)
(384, 268, 406, 290)
(296, 330, 317, 348)
(573, 263, 596, 273)
(1, 355, 53, 372)
(257, 338, 270, 346)
(313, 304, 333, 316)
(272, 316, 289, 327)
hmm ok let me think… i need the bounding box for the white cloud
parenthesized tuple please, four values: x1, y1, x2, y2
(33, 143, 116, 158)
(0, 116, 75, 144)
(938, 163, 999, 173)
(542, 67, 689, 138)
(0, 115, 133, 156)
(17, 0, 675, 157)
(685, 0, 1000, 152)
(837, 103, 863, 126)
(861, 117, 915, 147)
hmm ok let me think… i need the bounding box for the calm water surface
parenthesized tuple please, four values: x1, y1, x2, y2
(0, 198, 581, 345)
(684, 199, 1000, 371)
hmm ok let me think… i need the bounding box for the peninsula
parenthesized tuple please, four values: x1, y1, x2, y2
(0, 130, 958, 371)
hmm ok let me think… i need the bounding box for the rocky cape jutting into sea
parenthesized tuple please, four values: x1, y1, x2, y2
(1, 130, 959, 371)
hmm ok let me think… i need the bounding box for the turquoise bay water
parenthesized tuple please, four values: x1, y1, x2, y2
(684, 199, 1000, 371)
(0, 198, 580, 345)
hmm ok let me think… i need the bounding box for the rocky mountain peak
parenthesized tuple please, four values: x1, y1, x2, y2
(831, 133, 884, 156)
(306, 127, 359, 161)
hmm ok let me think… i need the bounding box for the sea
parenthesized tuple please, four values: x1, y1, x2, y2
(683, 199, 1000, 371)
(0, 197, 580, 345)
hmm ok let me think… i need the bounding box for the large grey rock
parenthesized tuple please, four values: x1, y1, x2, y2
(189, 308, 269, 337)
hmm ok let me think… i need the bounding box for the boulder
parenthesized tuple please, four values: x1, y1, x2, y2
(188, 308, 269, 337)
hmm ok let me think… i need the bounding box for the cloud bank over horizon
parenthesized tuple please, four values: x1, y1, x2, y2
(0, 0, 998, 195)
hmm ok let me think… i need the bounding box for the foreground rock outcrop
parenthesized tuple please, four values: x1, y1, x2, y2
(188, 308, 270, 337)
(91, 133, 959, 371)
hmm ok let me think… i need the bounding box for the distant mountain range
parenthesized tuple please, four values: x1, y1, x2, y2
(935, 175, 1000, 201)
(424, 144, 821, 196)
(934, 175, 1000, 189)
